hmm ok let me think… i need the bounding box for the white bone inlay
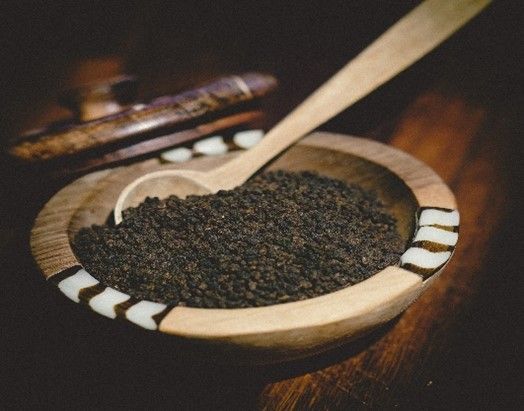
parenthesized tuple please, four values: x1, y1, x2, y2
(194, 136, 228, 156)
(160, 147, 193, 163)
(400, 247, 451, 269)
(233, 129, 264, 149)
(419, 209, 459, 227)
(126, 301, 167, 330)
(89, 288, 130, 319)
(58, 269, 99, 303)
(413, 226, 458, 246)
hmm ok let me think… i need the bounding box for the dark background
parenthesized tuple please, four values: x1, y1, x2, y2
(1, 1, 522, 409)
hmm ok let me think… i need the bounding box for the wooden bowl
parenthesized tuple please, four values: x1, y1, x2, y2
(31, 132, 459, 363)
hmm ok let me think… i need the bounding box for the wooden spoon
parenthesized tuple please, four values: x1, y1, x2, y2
(115, 0, 490, 223)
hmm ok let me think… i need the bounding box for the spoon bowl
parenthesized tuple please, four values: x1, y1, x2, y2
(114, 169, 214, 224)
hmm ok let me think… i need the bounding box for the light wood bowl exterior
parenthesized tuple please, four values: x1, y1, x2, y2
(31, 132, 459, 363)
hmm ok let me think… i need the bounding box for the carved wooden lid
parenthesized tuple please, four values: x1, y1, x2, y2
(8, 73, 277, 164)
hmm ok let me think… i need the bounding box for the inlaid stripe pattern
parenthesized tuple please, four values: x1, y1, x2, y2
(400, 207, 459, 279)
(159, 129, 264, 163)
(49, 265, 170, 330)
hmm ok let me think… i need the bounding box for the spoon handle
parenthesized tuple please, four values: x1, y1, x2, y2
(206, 0, 490, 190)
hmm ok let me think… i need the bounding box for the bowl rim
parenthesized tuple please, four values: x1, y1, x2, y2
(31, 132, 459, 347)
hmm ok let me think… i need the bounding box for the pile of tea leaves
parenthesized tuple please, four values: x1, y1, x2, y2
(73, 170, 404, 308)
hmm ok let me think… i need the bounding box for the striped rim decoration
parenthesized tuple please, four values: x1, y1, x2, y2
(159, 129, 265, 163)
(31, 132, 462, 351)
(49, 265, 171, 330)
(400, 207, 459, 279)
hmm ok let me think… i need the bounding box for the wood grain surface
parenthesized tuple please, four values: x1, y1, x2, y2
(0, 1, 521, 409)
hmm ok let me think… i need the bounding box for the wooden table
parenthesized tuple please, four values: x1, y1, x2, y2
(1, 2, 521, 409)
